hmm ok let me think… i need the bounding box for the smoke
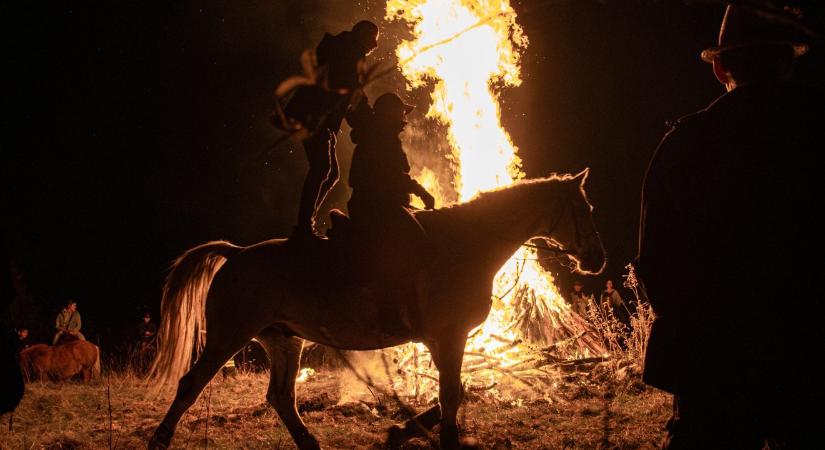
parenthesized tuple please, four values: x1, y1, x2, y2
(335, 350, 400, 405)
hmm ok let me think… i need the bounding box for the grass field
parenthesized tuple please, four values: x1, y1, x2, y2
(0, 363, 671, 449)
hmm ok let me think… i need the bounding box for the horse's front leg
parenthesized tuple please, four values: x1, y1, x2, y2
(431, 335, 468, 450)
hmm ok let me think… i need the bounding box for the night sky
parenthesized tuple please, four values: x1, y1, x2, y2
(4, 1, 823, 347)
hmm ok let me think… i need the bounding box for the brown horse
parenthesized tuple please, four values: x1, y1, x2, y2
(148, 171, 605, 449)
(20, 341, 100, 383)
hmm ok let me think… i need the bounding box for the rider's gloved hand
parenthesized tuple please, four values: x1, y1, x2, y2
(422, 192, 435, 210)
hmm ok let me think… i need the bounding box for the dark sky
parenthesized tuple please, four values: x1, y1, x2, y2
(4, 1, 822, 346)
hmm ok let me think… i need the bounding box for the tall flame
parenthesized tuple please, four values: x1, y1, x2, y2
(383, 0, 602, 401)
(389, 0, 527, 198)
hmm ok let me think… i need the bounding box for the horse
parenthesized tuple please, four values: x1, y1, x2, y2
(147, 170, 605, 450)
(19, 341, 101, 383)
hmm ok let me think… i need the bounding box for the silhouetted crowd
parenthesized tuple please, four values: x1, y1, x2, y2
(567, 278, 630, 326)
(10, 299, 157, 358)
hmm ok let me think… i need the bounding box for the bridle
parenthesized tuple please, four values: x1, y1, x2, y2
(530, 195, 580, 258)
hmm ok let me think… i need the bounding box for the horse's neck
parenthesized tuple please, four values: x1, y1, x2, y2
(422, 182, 556, 270)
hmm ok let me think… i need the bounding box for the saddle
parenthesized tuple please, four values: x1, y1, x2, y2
(286, 210, 428, 337)
(325, 209, 427, 283)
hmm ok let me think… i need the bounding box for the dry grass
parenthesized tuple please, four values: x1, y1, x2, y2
(0, 365, 670, 449)
(2, 267, 666, 449)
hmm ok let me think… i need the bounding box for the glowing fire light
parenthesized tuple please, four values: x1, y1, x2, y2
(389, 0, 527, 198)
(384, 0, 603, 401)
(296, 367, 316, 383)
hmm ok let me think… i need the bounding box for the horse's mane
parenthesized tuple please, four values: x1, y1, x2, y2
(417, 173, 579, 225)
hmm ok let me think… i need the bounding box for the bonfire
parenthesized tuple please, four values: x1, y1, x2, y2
(313, 0, 616, 404)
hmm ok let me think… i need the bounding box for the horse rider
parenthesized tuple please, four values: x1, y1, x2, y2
(346, 93, 435, 238)
(286, 20, 380, 240)
(637, 5, 823, 448)
(53, 299, 84, 345)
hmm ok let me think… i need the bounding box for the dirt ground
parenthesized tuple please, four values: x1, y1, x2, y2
(0, 368, 671, 449)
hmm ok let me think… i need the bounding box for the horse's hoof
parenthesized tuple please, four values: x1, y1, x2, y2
(440, 423, 460, 450)
(460, 437, 480, 449)
(296, 434, 322, 450)
(147, 437, 168, 450)
(148, 425, 172, 450)
(386, 424, 407, 449)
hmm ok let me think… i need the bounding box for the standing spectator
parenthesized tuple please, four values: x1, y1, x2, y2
(569, 280, 589, 317)
(600, 280, 628, 325)
(16, 328, 30, 353)
(136, 311, 158, 374)
(636, 5, 823, 446)
(53, 299, 84, 345)
(138, 311, 157, 350)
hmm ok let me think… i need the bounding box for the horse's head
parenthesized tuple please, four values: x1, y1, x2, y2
(538, 169, 606, 275)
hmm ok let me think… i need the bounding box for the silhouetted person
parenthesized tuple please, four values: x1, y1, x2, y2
(637, 5, 824, 448)
(138, 312, 157, 349)
(1, 244, 24, 414)
(600, 279, 628, 324)
(569, 280, 589, 316)
(15, 328, 30, 354)
(53, 299, 84, 345)
(288, 20, 380, 240)
(346, 93, 434, 233)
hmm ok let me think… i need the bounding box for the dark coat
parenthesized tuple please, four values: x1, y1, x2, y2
(347, 118, 427, 220)
(316, 31, 368, 92)
(139, 320, 158, 343)
(282, 31, 367, 133)
(637, 82, 825, 397)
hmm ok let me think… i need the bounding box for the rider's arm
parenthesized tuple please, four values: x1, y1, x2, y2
(407, 178, 435, 209)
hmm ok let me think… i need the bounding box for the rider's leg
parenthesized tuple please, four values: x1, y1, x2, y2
(294, 136, 331, 236)
(294, 106, 345, 237)
(315, 134, 339, 211)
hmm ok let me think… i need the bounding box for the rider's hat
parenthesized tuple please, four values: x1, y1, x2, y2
(700, 5, 808, 63)
(373, 93, 414, 117)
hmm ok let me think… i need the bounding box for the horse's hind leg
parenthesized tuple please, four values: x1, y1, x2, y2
(149, 348, 225, 449)
(256, 327, 320, 450)
(149, 337, 249, 449)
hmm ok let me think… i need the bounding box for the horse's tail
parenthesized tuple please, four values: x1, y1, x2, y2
(147, 240, 242, 391)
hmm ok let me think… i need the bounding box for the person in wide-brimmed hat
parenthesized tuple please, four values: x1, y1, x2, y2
(637, 4, 823, 449)
(701, 4, 808, 90)
(346, 92, 433, 223)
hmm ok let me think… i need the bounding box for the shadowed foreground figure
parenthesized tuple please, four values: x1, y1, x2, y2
(1, 245, 24, 414)
(147, 172, 605, 450)
(637, 5, 825, 448)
